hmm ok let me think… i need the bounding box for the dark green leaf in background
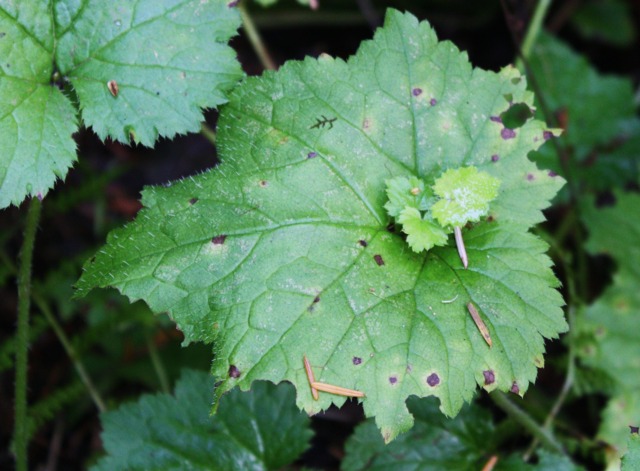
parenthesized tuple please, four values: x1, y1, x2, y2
(93, 370, 311, 470)
(528, 34, 640, 195)
(577, 192, 640, 457)
(78, 10, 566, 441)
(342, 396, 584, 471)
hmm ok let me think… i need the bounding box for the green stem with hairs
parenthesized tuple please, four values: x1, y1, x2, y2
(13, 197, 42, 471)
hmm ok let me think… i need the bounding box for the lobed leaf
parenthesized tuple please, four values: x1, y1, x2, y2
(93, 370, 311, 470)
(0, 0, 242, 208)
(78, 10, 566, 440)
(0, 2, 77, 207)
(431, 166, 500, 227)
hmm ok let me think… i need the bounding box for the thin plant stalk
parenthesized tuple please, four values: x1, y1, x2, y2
(518, 0, 552, 66)
(14, 197, 42, 471)
(238, 1, 276, 71)
(33, 294, 107, 413)
(491, 390, 565, 456)
(146, 333, 170, 394)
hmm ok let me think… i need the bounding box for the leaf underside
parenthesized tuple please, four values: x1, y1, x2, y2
(77, 10, 566, 441)
(0, 0, 242, 208)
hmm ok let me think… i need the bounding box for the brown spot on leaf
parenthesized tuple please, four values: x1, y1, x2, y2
(501, 128, 516, 140)
(212, 235, 226, 245)
(426, 373, 440, 387)
(358, 239, 368, 247)
(483, 370, 495, 385)
(374, 254, 384, 266)
(228, 365, 241, 378)
(259, 180, 268, 187)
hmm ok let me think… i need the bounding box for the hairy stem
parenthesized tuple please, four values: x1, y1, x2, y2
(491, 390, 565, 456)
(239, 1, 276, 71)
(33, 294, 107, 413)
(14, 197, 42, 471)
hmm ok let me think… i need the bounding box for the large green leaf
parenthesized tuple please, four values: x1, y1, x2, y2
(577, 192, 640, 456)
(0, 0, 242, 208)
(77, 10, 566, 440)
(93, 370, 311, 470)
(528, 34, 640, 194)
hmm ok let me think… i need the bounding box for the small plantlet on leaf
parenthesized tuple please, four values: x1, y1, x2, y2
(384, 167, 500, 267)
(303, 355, 364, 399)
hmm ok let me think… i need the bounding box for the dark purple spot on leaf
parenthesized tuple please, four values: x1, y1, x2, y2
(543, 130, 553, 140)
(307, 152, 317, 159)
(353, 356, 362, 365)
(426, 373, 440, 387)
(483, 370, 495, 385)
(212, 235, 226, 245)
(374, 254, 384, 266)
(389, 376, 397, 385)
(313, 296, 320, 304)
(412, 87, 422, 96)
(189, 197, 198, 205)
(490, 116, 502, 123)
(491, 154, 499, 162)
(430, 98, 437, 106)
(227, 0, 239, 6)
(630, 425, 639, 434)
(527, 173, 535, 181)
(501, 128, 516, 140)
(359, 239, 368, 247)
(548, 171, 558, 177)
(511, 382, 520, 394)
(228, 365, 241, 378)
